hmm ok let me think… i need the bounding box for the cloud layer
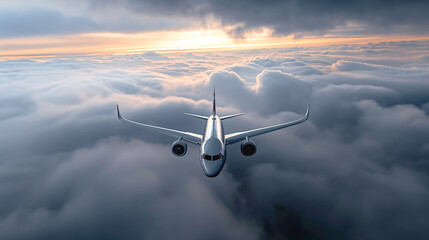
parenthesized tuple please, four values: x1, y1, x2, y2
(1, 40, 429, 239)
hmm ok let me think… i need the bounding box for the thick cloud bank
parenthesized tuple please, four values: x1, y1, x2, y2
(1, 40, 429, 239)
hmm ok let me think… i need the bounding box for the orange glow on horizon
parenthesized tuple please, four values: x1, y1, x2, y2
(1, 28, 429, 59)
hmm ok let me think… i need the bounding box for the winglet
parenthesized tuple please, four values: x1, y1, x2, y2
(117, 104, 124, 121)
(305, 104, 310, 120)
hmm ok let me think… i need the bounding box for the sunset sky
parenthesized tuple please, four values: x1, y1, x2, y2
(1, 0, 429, 57)
(1, 1, 429, 240)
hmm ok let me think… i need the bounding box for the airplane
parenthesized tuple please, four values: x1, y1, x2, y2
(116, 88, 309, 178)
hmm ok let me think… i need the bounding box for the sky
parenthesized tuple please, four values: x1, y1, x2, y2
(1, 1, 429, 240)
(1, 0, 429, 56)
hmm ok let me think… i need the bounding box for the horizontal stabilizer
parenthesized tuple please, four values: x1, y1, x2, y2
(184, 113, 209, 120)
(220, 113, 245, 120)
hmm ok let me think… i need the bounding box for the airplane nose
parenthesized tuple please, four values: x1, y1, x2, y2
(201, 159, 224, 177)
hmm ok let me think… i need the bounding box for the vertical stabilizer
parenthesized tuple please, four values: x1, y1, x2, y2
(212, 86, 216, 116)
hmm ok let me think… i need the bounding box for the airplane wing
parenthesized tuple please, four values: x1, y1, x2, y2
(225, 105, 310, 145)
(117, 105, 203, 144)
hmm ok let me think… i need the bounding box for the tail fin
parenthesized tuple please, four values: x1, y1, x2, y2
(212, 86, 216, 116)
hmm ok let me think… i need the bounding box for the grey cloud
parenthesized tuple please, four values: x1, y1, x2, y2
(1, 41, 429, 239)
(140, 52, 170, 61)
(99, 0, 429, 37)
(332, 60, 389, 72)
(422, 102, 429, 115)
(3, 1, 428, 39)
(0, 138, 259, 240)
(310, 84, 399, 135)
(0, 91, 36, 121)
(225, 64, 262, 84)
(0, 7, 192, 38)
(0, 8, 98, 38)
(255, 70, 312, 113)
(243, 162, 429, 240)
(354, 100, 429, 167)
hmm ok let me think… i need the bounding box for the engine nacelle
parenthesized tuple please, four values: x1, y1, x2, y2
(241, 139, 257, 156)
(171, 140, 187, 156)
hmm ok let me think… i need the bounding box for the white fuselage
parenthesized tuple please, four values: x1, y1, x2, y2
(200, 115, 227, 177)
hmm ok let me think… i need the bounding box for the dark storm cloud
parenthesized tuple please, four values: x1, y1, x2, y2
(98, 0, 429, 36)
(1, 41, 429, 239)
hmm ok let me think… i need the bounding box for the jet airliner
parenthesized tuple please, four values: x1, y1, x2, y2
(117, 88, 309, 177)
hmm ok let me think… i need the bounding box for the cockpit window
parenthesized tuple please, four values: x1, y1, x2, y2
(203, 154, 223, 161)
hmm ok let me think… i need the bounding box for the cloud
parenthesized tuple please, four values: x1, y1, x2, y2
(1, 41, 429, 239)
(0, 8, 97, 38)
(96, 0, 429, 37)
(2, 1, 428, 40)
(0, 5, 193, 38)
(0, 138, 259, 240)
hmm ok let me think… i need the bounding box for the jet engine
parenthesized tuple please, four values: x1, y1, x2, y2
(241, 138, 257, 156)
(171, 140, 187, 156)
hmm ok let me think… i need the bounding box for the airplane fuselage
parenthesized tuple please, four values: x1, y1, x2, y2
(200, 115, 227, 177)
